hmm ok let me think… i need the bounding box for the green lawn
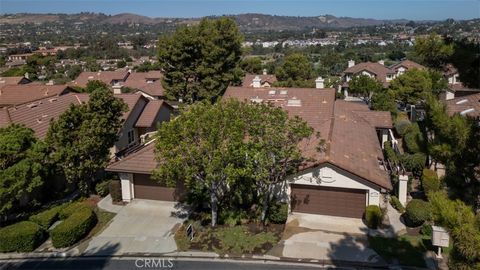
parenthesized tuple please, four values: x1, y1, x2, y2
(369, 235, 430, 268)
(88, 209, 116, 237)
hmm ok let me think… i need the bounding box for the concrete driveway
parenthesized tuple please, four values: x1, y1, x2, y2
(83, 200, 186, 255)
(271, 213, 383, 265)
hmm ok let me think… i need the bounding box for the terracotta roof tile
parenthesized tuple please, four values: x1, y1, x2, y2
(242, 74, 278, 87)
(123, 71, 165, 97)
(0, 84, 71, 107)
(344, 62, 394, 85)
(445, 93, 480, 118)
(390, 60, 426, 71)
(107, 142, 157, 174)
(72, 71, 130, 87)
(135, 100, 169, 128)
(0, 76, 31, 85)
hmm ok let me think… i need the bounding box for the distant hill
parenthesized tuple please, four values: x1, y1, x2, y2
(0, 12, 413, 30)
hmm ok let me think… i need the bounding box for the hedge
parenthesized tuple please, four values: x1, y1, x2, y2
(365, 205, 383, 229)
(95, 180, 111, 197)
(394, 119, 411, 136)
(389, 195, 405, 213)
(268, 203, 288, 224)
(405, 199, 431, 227)
(109, 180, 122, 202)
(422, 169, 440, 194)
(51, 207, 97, 248)
(29, 205, 63, 229)
(0, 221, 45, 252)
(403, 123, 425, 153)
(58, 202, 90, 220)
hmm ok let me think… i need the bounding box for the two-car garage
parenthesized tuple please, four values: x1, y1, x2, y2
(290, 184, 367, 219)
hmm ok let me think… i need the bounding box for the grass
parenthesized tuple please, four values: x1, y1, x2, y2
(369, 235, 430, 268)
(174, 223, 281, 256)
(88, 209, 115, 237)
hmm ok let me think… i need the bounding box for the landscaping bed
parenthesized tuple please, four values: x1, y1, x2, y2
(175, 222, 284, 256)
(369, 235, 429, 268)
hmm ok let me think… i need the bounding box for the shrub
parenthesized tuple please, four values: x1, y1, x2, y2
(365, 205, 383, 229)
(95, 180, 111, 197)
(400, 153, 426, 176)
(0, 221, 45, 252)
(420, 224, 433, 237)
(174, 224, 191, 251)
(268, 203, 288, 224)
(405, 199, 431, 226)
(395, 119, 411, 136)
(390, 195, 405, 213)
(422, 169, 440, 194)
(403, 123, 425, 153)
(58, 202, 90, 220)
(29, 205, 63, 229)
(51, 208, 97, 248)
(109, 180, 122, 202)
(219, 209, 248, 226)
(384, 141, 399, 164)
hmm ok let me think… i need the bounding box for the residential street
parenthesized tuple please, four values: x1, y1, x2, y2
(0, 258, 362, 270)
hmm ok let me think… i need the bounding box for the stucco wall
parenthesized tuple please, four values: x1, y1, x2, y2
(115, 97, 148, 152)
(276, 163, 383, 208)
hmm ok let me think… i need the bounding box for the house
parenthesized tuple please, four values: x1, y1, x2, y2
(122, 71, 166, 99)
(72, 70, 131, 93)
(242, 72, 278, 88)
(445, 93, 480, 120)
(7, 53, 34, 61)
(0, 76, 32, 86)
(340, 59, 425, 98)
(0, 84, 72, 107)
(442, 64, 480, 100)
(0, 92, 173, 154)
(107, 85, 393, 219)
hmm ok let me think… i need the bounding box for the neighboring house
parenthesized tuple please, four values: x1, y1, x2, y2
(108, 85, 393, 219)
(445, 92, 480, 120)
(72, 70, 131, 93)
(0, 92, 172, 155)
(0, 76, 32, 86)
(442, 64, 480, 100)
(340, 59, 425, 98)
(7, 53, 34, 61)
(0, 84, 72, 107)
(122, 71, 166, 99)
(242, 73, 278, 88)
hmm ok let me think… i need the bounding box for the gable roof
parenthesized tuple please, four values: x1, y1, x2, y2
(72, 70, 130, 88)
(445, 93, 480, 118)
(0, 76, 31, 85)
(242, 74, 278, 87)
(344, 62, 394, 86)
(123, 71, 165, 97)
(135, 100, 171, 128)
(0, 84, 71, 107)
(390, 60, 426, 71)
(0, 93, 144, 139)
(107, 142, 157, 174)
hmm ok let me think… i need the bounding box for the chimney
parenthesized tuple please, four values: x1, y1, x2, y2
(262, 68, 267, 75)
(378, 60, 385, 65)
(348, 60, 355, 68)
(315, 76, 325, 89)
(252, 75, 262, 88)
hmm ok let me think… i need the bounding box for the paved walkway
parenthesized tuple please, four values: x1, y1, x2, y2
(96, 195, 124, 214)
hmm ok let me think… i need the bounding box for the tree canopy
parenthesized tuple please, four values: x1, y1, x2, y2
(348, 75, 383, 100)
(46, 86, 127, 194)
(414, 33, 454, 68)
(158, 17, 243, 103)
(275, 53, 314, 83)
(389, 68, 434, 104)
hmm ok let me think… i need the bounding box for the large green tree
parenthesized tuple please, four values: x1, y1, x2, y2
(158, 17, 243, 103)
(0, 124, 48, 216)
(46, 87, 127, 194)
(389, 68, 433, 104)
(370, 90, 397, 117)
(414, 33, 454, 68)
(448, 39, 480, 89)
(348, 75, 383, 101)
(240, 57, 263, 74)
(275, 53, 314, 82)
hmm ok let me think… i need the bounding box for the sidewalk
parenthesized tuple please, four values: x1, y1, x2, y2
(97, 195, 124, 214)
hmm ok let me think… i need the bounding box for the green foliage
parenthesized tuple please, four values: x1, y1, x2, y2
(158, 17, 243, 103)
(428, 191, 480, 269)
(1, 65, 35, 78)
(390, 195, 405, 213)
(371, 90, 397, 116)
(0, 124, 48, 216)
(95, 180, 111, 197)
(29, 205, 63, 229)
(421, 169, 440, 194)
(51, 207, 97, 248)
(116, 60, 127, 68)
(0, 221, 45, 252)
(405, 199, 431, 226)
(109, 180, 122, 202)
(384, 142, 399, 164)
(58, 202, 90, 220)
(348, 75, 383, 98)
(240, 57, 263, 74)
(420, 224, 433, 237)
(403, 123, 425, 153)
(414, 33, 454, 68)
(369, 235, 428, 267)
(174, 224, 191, 251)
(449, 39, 480, 89)
(213, 226, 277, 255)
(400, 153, 426, 176)
(267, 203, 288, 224)
(365, 205, 383, 229)
(82, 80, 110, 93)
(46, 87, 127, 194)
(275, 53, 313, 83)
(394, 119, 412, 137)
(219, 209, 248, 227)
(389, 68, 434, 105)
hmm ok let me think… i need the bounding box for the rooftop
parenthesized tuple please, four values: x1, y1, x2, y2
(0, 84, 71, 107)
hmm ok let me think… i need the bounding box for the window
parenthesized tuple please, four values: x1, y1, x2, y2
(127, 129, 135, 145)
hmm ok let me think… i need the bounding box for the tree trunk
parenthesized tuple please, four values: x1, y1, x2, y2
(261, 186, 272, 223)
(210, 185, 218, 227)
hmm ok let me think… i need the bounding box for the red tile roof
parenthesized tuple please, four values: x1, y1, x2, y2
(123, 71, 165, 97)
(72, 71, 130, 87)
(0, 76, 31, 85)
(344, 62, 394, 86)
(445, 93, 480, 118)
(390, 60, 425, 71)
(0, 84, 71, 107)
(135, 100, 171, 128)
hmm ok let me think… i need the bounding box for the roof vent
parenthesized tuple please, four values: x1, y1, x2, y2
(280, 90, 288, 95)
(456, 99, 468, 105)
(88, 76, 94, 79)
(287, 98, 302, 107)
(36, 118, 43, 124)
(268, 90, 276, 95)
(250, 96, 263, 103)
(27, 102, 40, 108)
(460, 108, 475, 116)
(49, 98, 57, 103)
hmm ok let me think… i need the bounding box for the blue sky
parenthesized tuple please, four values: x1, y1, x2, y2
(0, 0, 478, 20)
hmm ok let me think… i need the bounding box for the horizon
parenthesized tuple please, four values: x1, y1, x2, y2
(0, 0, 479, 21)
